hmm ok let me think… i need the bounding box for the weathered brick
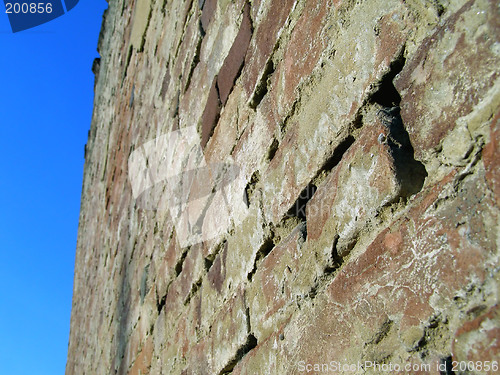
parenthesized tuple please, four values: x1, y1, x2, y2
(216, 2, 252, 106)
(247, 176, 497, 373)
(223, 205, 266, 289)
(197, 205, 264, 335)
(178, 61, 211, 130)
(278, 0, 328, 110)
(483, 112, 500, 206)
(200, 0, 216, 32)
(259, 1, 414, 224)
(453, 304, 500, 364)
(395, 0, 500, 161)
(67, 0, 499, 373)
(177, 244, 204, 303)
(128, 336, 154, 375)
(247, 223, 306, 342)
(230, 103, 276, 177)
(183, 287, 250, 374)
(306, 119, 401, 255)
(204, 85, 243, 163)
(331, 186, 490, 315)
(231, 330, 285, 375)
(242, 0, 296, 99)
(206, 241, 228, 294)
(153, 232, 181, 301)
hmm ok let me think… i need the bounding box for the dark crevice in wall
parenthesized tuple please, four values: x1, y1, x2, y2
(121, 1, 126, 17)
(366, 318, 393, 346)
(249, 58, 275, 109)
(161, 0, 168, 12)
(439, 356, 454, 375)
(325, 235, 343, 273)
(218, 304, 258, 375)
(184, 277, 202, 305)
(368, 47, 427, 197)
(184, 32, 203, 93)
(267, 138, 279, 162)
(140, 264, 150, 304)
(129, 84, 135, 107)
(432, 1, 446, 17)
(286, 183, 317, 221)
(280, 98, 300, 135)
(316, 135, 355, 178)
(92, 58, 101, 89)
(451, 142, 483, 190)
(369, 48, 405, 107)
(138, 1, 154, 53)
(172, 90, 180, 119)
(245, 306, 252, 333)
(247, 237, 275, 281)
(305, 235, 350, 304)
(352, 108, 364, 129)
(204, 253, 216, 272)
(175, 248, 189, 277)
(156, 292, 166, 314)
(121, 45, 134, 85)
(244, 171, 260, 208)
(204, 240, 226, 273)
(377, 106, 428, 197)
(219, 334, 258, 374)
(305, 275, 326, 302)
(411, 314, 450, 361)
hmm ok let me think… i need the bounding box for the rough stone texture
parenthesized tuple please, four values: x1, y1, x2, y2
(67, 0, 499, 374)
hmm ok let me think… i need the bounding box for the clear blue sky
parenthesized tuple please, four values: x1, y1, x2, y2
(0, 1, 108, 374)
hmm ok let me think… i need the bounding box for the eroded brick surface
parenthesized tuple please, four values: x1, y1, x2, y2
(66, 0, 500, 374)
(395, 0, 500, 161)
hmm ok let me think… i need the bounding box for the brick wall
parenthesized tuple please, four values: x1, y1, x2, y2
(66, 0, 500, 374)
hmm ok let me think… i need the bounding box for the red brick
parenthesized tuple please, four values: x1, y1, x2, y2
(280, 0, 328, 110)
(203, 85, 244, 163)
(374, 12, 407, 69)
(164, 277, 183, 316)
(169, 244, 204, 305)
(200, 0, 216, 32)
(395, 0, 500, 160)
(453, 304, 500, 363)
(129, 336, 154, 375)
(242, 0, 296, 99)
(276, 175, 497, 370)
(327, 179, 493, 330)
(217, 3, 252, 105)
(180, 340, 210, 375)
(200, 78, 221, 148)
(206, 242, 227, 294)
